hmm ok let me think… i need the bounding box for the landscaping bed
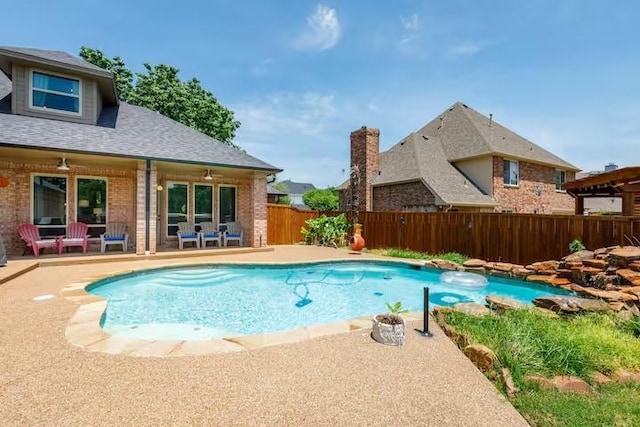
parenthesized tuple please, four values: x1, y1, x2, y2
(436, 305, 640, 427)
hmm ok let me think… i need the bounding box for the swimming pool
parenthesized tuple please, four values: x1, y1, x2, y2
(88, 261, 570, 340)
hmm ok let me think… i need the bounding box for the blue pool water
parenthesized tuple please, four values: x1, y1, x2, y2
(88, 261, 571, 340)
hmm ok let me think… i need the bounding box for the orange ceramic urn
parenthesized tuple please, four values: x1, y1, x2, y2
(349, 223, 365, 252)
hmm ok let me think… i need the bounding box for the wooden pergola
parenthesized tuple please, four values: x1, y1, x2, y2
(564, 166, 640, 216)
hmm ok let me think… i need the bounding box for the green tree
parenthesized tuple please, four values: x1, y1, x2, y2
(303, 188, 339, 211)
(272, 182, 291, 205)
(79, 47, 240, 147)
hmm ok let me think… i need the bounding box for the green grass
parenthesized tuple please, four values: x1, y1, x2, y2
(443, 310, 640, 385)
(512, 383, 640, 427)
(441, 309, 640, 426)
(377, 248, 469, 264)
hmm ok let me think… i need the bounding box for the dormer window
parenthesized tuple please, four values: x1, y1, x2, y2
(30, 70, 81, 115)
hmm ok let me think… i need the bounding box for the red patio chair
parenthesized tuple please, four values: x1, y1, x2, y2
(17, 223, 60, 257)
(59, 222, 90, 255)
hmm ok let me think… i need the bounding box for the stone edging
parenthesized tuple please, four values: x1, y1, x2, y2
(60, 260, 425, 357)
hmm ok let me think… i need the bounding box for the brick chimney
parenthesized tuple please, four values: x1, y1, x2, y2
(350, 126, 380, 211)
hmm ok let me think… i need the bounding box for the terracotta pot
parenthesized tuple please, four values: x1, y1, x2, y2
(349, 223, 365, 252)
(0, 177, 9, 188)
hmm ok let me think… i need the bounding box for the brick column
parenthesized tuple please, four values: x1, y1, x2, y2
(135, 161, 146, 255)
(149, 165, 158, 254)
(251, 173, 267, 247)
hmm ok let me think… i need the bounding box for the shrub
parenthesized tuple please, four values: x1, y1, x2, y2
(382, 248, 468, 264)
(569, 239, 586, 253)
(301, 214, 348, 247)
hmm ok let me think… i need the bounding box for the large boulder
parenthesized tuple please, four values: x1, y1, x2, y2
(552, 376, 592, 393)
(463, 344, 498, 372)
(609, 247, 640, 268)
(463, 258, 487, 268)
(616, 269, 640, 286)
(532, 296, 611, 314)
(583, 259, 608, 269)
(563, 250, 595, 262)
(431, 259, 463, 271)
(486, 295, 526, 311)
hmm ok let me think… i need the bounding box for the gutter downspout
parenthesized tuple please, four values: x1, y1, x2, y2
(145, 159, 151, 255)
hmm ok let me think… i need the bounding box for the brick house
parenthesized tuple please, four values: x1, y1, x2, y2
(0, 46, 280, 256)
(339, 102, 579, 214)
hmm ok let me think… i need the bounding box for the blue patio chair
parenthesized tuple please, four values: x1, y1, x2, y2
(177, 221, 200, 249)
(100, 222, 129, 253)
(223, 222, 243, 247)
(199, 221, 222, 248)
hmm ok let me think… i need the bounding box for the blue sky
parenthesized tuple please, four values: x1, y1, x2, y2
(4, 1, 640, 187)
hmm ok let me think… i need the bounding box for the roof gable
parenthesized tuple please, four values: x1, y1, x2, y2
(418, 102, 579, 171)
(374, 133, 495, 206)
(0, 46, 110, 75)
(280, 180, 317, 194)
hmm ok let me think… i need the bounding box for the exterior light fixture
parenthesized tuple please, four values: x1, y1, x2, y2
(204, 169, 214, 181)
(57, 157, 70, 171)
(534, 185, 542, 197)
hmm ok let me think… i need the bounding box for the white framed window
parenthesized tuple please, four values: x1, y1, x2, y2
(76, 177, 108, 238)
(166, 181, 189, 236)
(31, 174, 68, 237)
(194, 183, 214, 230)
(218, 185, 237, 225)
(503, 159, 519, 186)
(555, 170, 567, 192)
(29, 69, 81, 115)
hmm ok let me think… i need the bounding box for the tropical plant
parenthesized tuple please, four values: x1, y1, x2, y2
(301, 214, 349, 247)
(378, 301, 409, 325)
(79, 47, 240, 146)
(569, 239, 586, 253)
(303, 188, 339, 211)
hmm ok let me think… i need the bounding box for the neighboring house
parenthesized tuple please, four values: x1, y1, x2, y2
(278, 180, 316, 208)
(267, 184, 286, 204)
(0, 46, 280, 256)
(338, 102, 579, 214)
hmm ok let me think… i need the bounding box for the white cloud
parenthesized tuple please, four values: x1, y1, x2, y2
(451, 41, 483, 56)
(398, 13, 425, 56)
(401, 14, 421, 31)
(292, 4, 341, 51)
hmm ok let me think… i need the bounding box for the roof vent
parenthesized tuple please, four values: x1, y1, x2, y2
(489, 113, 493, 127)
(421, 135, 428, 140)
(438, 117, 444, 129)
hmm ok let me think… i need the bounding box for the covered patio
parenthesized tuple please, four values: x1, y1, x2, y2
(565, 166, 640, 216)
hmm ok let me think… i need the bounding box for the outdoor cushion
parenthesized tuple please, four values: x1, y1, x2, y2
(227, 233, 241, 238)
(181, 234, 198, 239)
(104, 236, 125, 241)
(62, 238, 85, 243)
(204, 232, 219, 237)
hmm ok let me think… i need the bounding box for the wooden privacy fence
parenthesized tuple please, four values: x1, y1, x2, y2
(266, 205, 640, 265)
(266, 204, 319, 245)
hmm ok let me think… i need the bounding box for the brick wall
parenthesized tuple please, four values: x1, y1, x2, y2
(157, 171, 267, 249)
(350, 127, 380, 211)
(372, 181, 436, 211)
(492, 156, 576, 214)
(0, 160, 136, 256)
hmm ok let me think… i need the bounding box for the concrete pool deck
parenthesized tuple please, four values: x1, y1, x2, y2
(0, 245, 529, 426)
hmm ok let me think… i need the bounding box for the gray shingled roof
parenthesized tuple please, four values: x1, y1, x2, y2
(279, 180, 317, 194)
(0, 46, 110, 75)
(0, 102, 280, 171)
(417, 102, 579, 171)
(373, 133, 496, 206)
(267, 184, 286, 195)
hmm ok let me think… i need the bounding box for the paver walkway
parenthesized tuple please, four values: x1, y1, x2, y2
(0, 246, 529, 426)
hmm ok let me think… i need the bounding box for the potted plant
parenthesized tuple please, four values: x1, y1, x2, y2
(372, 301, 408, 346)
